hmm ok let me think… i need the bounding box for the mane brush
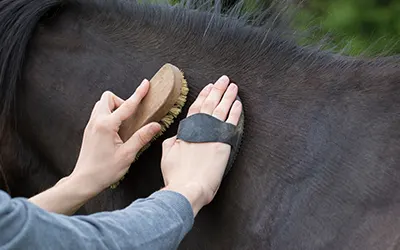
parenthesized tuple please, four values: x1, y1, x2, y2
(110, 63, 189, 189)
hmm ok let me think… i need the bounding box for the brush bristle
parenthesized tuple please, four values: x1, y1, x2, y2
(110, 71, 189, 189)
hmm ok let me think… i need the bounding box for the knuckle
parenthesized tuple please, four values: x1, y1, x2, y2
(92, 116, 110, 131)
(124, 99, 138, 110)
(121, 148, 134, 160)
(213, 84, 225, 92)
(203, 99, 217, 110)
(200, 86, 211, 96)
(102, 90, 113, 97)
(137, 131, 147, 145)
(101, 91, 116, 102)
(116, 148, 133, 163)
(214, 87, 224, 93)
(188, 105, 199, 114)
(101, 91, 109, 100)
(134, 88, 146, 99)
(213, 108, 225, 118)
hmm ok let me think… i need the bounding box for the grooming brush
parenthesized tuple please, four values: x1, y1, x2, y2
(110, 63, 189, 188)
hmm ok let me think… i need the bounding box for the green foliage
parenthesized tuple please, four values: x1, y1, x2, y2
(166, 0, 400, 56)
(292, 0, 400, 56)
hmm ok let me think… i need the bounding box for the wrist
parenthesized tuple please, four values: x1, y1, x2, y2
(162, 182, 209, 216)
(28, 175, 97, 215)
(60, 173, 100, 201)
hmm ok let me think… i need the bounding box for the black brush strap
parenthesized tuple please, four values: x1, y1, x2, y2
(176, 113, 239, 147)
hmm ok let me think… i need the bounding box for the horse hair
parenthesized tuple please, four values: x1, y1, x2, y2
(0, 0, 63, 137)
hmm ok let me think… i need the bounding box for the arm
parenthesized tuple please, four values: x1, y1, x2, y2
(28, 176, 96, 216)
(1, 189, 193, 250)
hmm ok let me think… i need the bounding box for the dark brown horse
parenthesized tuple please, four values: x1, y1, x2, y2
(1, 0, 400, 249)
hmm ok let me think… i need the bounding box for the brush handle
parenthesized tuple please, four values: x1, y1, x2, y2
(118, 63, 185, 142)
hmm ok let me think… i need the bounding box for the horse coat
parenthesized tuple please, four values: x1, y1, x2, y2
(1, 0, 400, 249)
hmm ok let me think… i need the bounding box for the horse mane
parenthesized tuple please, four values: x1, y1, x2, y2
(0, 0, 62, 139)
(0, 0, 62, 195)
(78, 0, 305, 56)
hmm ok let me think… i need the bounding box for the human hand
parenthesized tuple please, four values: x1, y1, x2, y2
(29, 79, 161, 215)
(70, 79, 161, 196)
(161, 75, 242, 216)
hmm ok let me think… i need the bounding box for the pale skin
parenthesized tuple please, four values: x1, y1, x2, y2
(28, 75, 242, 217)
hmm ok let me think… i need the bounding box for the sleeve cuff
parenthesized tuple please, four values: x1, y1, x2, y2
(147, 190, 194, 234)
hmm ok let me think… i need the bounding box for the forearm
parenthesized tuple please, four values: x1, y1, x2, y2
(28, 175, 97, 215)
(1, 190, 194, 250)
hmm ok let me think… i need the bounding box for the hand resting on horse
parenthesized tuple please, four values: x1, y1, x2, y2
(0, 75, 243, 249)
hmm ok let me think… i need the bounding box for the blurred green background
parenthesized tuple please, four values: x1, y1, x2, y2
(169, 0, 400, 57)
(292, 0, 400, 56)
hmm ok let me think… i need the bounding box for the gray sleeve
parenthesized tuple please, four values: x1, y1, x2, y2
(0, 189, 194, 250)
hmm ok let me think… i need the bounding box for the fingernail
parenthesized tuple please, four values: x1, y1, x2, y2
(234, 100, 242, 107)
(219, 75, 229, 82)
(141, 79, 148, 85)
(229, 83, 237, 91)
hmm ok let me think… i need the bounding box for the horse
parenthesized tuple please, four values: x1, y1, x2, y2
(1, 0, 400, 249)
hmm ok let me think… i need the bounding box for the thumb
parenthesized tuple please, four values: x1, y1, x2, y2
(120, 122, 161, 158)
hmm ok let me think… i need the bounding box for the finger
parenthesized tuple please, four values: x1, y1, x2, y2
(93, 91, 111, 115)
(110, 79, 150, 124)
(226, 100, 242, 126)
(187, 84, 213, 117)
(120, 122, 161, 157)
(162, 135, 177, 156)
(104, 91, 125, 113)
(212, 83, 238, 121)
(111, 95, 125, 111)
(96, 91, 116, 114)
(94, 91, 125, 115)
(200, 75, 230, 114)
(89, 100, 101, 118)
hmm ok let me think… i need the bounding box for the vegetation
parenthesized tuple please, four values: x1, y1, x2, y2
(293, 0, 400, 56)
(168, 0, 400, 57)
